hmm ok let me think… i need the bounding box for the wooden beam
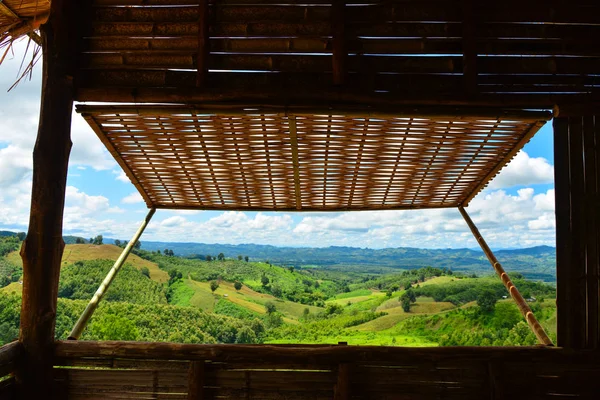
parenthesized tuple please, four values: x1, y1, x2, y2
(54, 341, 600, 365)
(288, 116, 302, 210)
(332, 0, 347, 85)
(17, 0, 77, 397)
(187, 361, 205, 400)
(76, 104, 552, 122)
(196, 0, 209, 87)
(459, 206, 553, 346)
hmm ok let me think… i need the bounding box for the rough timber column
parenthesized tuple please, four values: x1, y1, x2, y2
(17, 0, 77, 397)
(554, 113, 600, 349)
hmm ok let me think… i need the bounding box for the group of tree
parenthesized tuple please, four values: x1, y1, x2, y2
(90, 235, 103, 245)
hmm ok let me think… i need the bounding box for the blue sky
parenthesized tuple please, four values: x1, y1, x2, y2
(0, 40, 556, 249)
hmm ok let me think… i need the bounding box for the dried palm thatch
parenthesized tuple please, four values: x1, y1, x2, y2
(0, 0, 50, 88)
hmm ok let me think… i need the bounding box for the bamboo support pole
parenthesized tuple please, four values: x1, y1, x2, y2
(68, 207, 156, 340)
(458, 206, 554, 346)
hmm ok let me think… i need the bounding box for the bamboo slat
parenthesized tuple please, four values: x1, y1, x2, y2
(78, 105, 548, 211)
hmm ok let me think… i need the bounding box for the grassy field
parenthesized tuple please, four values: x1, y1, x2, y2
(7, 244, 168, 283)
(171, 278, 323, 322)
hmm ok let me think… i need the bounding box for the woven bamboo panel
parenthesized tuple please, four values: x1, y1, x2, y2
(75, 0, 600, 104)
(79, 105, 547, 211)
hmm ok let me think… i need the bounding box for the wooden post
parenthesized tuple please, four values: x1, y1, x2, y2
(17, 0, 77, 397)
(333, 342, 350, 400)
(458, 206, 553, 345)
(187, 361, 205, 400)
(554, 115, 600, 349)
(69, 207, 156, 340)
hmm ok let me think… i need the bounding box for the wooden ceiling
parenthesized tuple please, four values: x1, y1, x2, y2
(76, 0, 600, 108)
(79, 105, 549, 211)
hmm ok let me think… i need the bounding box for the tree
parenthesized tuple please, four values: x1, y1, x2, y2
(157, 249, 161, 255)
(210, 280, 219, 293)
(217, 253, 225, 261)
(140, 267, 150, 278)
(16, 232, 26, 241)
(206, 255, 212, 262)
(114, 239, 121, 247)
(261, 275, 270, 287)
(238, 255, 243, 261)
(235, 326, 257, 344)
(288, 266, 295, 273)
(265, 302, 276, 314)
(169, 249, 175, 256)
(134, 240, 142, 249)
(325, 303, 343, 315)
(168, 269, 182, 284)
(271, 284, 283, 298)
(89, 238, 94, 244)
(234, 281, 242, 291)
(75, 237, 85, 244)
(164, 248, 169, 256)
(244, 256, 249, 262)
(400, 293, 411, 312)
(406, 288, 417, 303)
(477, 289, 497, 313)
(385, 289, 393, 298)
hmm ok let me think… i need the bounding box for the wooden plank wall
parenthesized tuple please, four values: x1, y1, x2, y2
(554, 115, 600, 349)
(76, 0, 600, 105)
(53, 342, 600, 400)
(0, 342, 24, 400)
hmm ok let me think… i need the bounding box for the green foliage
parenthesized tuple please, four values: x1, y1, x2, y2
(234, 281, 242, 291)
(400, 293, 411, 312)
(477, 289, 497, 313)
(265, 302, 276, 314)
(214, 299, 260, 320)
(235, 326, 257, 343)
(93, 235, 103, 245)
(58, 260, 167, 304)
(325, 303, 343, 316)
(210, 280, 219, 293)
(140, 267, 150, 278)
(88, 314, 139, 341)
(411, 276, 554, 306)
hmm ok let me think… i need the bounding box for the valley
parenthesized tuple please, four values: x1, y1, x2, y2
(0, 233, 557, 347)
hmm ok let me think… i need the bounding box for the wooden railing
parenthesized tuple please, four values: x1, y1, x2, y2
(53, 341, 600, 400)
(0, 342, 23, 400)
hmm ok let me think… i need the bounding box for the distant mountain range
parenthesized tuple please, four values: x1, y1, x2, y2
(139, 240, 556, 282)
(0, 230, 556, 282)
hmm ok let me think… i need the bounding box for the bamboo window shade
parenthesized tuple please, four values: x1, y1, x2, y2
(78, 105, 549, 211)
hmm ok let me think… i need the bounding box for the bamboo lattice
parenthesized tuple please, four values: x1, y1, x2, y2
(79, 106, 548, 211)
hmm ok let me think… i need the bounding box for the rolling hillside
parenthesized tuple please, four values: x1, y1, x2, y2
(7, 244, 168, 283)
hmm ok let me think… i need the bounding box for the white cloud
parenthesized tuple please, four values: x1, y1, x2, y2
(122, 192, 144, 204)
(113, 170, 130, 183)
(161, 216, 187, 227)
(488, 151, 554, 189)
